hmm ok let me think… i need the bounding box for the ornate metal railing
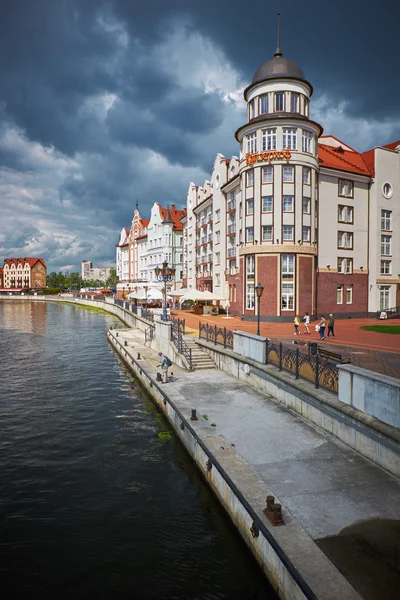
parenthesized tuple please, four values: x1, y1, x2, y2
(141, 307, 154, 323)
(145, 325, 155, 343)
(376, 305, 400, 319)
(198, 324, 338, 394)
(198, 323, 234, 349)
(171, 323, 192, 369)
(265, 340, 338, 394)
(170, 316, 185, 333)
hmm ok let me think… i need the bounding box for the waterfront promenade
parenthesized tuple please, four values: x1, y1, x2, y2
(109, 325, 400, 600)
(171, 310, 400, 379)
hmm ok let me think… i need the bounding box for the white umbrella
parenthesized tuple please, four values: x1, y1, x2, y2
(128, 288, 163, 300)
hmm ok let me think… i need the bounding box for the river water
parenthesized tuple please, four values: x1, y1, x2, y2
(0, 301, 276, 599)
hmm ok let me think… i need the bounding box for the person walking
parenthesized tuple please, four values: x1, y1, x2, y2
(303, 312, 310, 334)
(327, 314, 335, 337)
(157, 351, 172, 383)
(318, 315, 326, 340)
(294, 315, 300, 335)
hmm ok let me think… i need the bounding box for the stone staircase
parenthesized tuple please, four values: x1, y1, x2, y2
(182, 336, 216, 370)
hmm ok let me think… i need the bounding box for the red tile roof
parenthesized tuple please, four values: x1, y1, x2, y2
(318, 143, 371, 176)
(4, 257, 46, 268)
(141, 219, 150, 227)
(156, 203, 186, 231)
(361, 140, 400, 177)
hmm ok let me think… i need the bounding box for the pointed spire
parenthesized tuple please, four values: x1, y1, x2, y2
(274, 12, 282, 57)
(162, 205, 174, 224)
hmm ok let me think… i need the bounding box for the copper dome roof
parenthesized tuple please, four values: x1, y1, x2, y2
(252, 51, 306, 85)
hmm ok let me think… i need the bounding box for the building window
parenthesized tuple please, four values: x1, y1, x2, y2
(380, 286, 390, 311)
(282, 128, 297, 150)
(337, 258, 353, 274)
(381, 209, 391, 231)
(248, 99, 255, 120)
(338, 179, 353, 198)
(302, 226, 310, 242)
(215, 252, 220, 265)
(275, 92, 284, 111)
(338, 205, 354, 224)
(215, 273, 220, 285)
(246, 255, 255, 309)
(283, 166, 294, 182)
(338, 231, 353, 249)
(302, 130, 313, 153)
(247, 133, 257, 153)
(246, 170, 254, 187)
(262, 128, 277, 151)
(282, 225, 294, 241)
(246, 199, 254, 215)
(262, 196, 273, 212)
(262, 166, 273, 183)
(337, 285, 343, 304)
(291, 93, 299, 113)
(381, 234, 391, 255)
(303, 167, 311, 185)
(262, 225, 273, 241)
(216, 230, 221, 243)
(283, 195, 294, 212)
(281, 255, 294, 311)
(215, 209, 220, 222)
(246, 227, 254, 242)
(380, 260, 391, 275)
(302, 197, 310, 213)
(382, 183, 393, 199)
(346, 285, 353, 304)
(260, 95, 268, 114)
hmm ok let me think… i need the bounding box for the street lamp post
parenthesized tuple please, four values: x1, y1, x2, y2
(154, 261, 176, 321)
(255, 282, 264, 336)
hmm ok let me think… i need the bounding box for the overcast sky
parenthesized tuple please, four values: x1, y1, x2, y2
(1, 0, 399, 274)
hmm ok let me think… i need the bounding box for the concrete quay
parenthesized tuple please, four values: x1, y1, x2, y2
(108, 326, 400, 600)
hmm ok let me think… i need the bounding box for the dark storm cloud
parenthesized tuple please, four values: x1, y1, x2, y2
(1, 0, 399, 272)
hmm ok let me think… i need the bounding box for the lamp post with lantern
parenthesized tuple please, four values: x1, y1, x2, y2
(154, 261, 176, 321)
(255, 282, 264, 336)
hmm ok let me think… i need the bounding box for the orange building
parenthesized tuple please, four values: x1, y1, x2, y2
(1, 258, 47, 291)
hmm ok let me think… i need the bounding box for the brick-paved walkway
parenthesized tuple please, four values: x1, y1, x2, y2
(171, 310, 400, 379)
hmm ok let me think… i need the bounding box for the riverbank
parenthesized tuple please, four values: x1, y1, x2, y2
(3, 296, 400, 600)
(107, 326, 400, 600)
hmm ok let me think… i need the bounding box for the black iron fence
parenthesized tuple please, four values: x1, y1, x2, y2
(198, 323, 338, 394)
(171, 322, 192, 369)
(170, 316, 185, 333)
(198, 323, 234, 349)
(376, 305, 400, 319)
(265, 339, 338, 394)
(145, 325, 155, 343)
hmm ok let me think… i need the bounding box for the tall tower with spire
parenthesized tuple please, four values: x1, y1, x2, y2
(234, 14, 323, 318)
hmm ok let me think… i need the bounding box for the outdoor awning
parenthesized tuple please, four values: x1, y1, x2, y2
(127, 288, 163, 300)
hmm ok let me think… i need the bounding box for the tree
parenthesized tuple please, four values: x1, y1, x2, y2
(106, 268, 118, 288)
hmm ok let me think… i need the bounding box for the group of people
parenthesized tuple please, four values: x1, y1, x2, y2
(294, 313, 335, 340)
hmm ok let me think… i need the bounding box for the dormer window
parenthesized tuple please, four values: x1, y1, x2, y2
(275, 92, 284, 112)
(291, 93, 299, 113)
(260, 95, 268, 114)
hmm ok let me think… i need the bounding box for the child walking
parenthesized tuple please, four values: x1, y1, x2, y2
(303, 312, 310, 334)
(294, 315, 301, 335)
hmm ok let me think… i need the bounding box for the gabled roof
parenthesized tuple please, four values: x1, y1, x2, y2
(361, 140, 400, 177)
(141, 219, 150, 228)
(4, 257, 46, 268)
(156, 203, 186, 231)
(318, 142, 370, 176)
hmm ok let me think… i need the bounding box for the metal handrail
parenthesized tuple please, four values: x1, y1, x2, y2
(145, 325, 155, 343)
(171, 322, 192, 369)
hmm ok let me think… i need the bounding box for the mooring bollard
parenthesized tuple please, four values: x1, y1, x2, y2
(190, 409, 198, 421)
(156, 372, 162, 382)
(137, 352, 141, 360)
(264, 495, 284, 526)
(124, 340, 127, 346)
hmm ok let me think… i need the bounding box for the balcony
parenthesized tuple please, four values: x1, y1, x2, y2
(201, 237, 207, 245)
(227, 201, 236, 212)
(227, 247, 236, 258)
(227, 224, 236, 235)
(208, 234, 213, 242)
(208, 254, 213, 262)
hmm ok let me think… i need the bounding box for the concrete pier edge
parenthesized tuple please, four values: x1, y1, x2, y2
(107, 328, 361, 600)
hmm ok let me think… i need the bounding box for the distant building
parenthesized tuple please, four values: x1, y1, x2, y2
(115, 203, 185, 299)
(1, 258, 47, 290)
(81, 260, 113, 283)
